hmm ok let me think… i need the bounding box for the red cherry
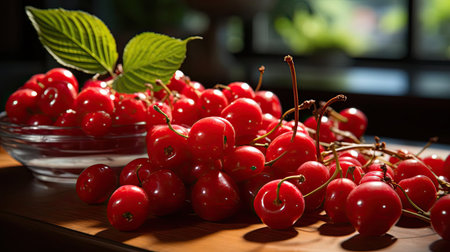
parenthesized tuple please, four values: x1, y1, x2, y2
(74, 87, 115, 119)
(54, 109, 78, 127)
(365, 161, 395, 179)
(253, 179, 305, 229)
(141, 169, 186, 216)
(389, 149, 410, 165)
(220, 98, 263, 137)
(146, 124, 191, 171)
(324, 178, 357, 224)
(338, 108, 367, 139)
(27, 114, 54, 126)
(5, 88, 39, 124)
(223, 145, 265, 183)
(180, 81, 204, 102)
(346, 181, 402, 236)
(197, 89, 229, 117)
(82, 78, 108, 91)
(107, 185, 149, 231)
(112, 97, 147, 125)
(422, 154, 447, 180)
(21, 73, 45, 96)
(37, 81, 77, 117)
(167, 70, 188, 93)
(359, 170, 393, 184)
(430, 194, 450, 240)
(222, 82, 255, 102)
(239, 171, 275, 212)
(254, 90, 282, 119)
(304, 116, 337, 143)
(294, 161, 330, 212)
(119, 158, 155, 186)
(328, 161, 364, 184)
(146, 102, 172, 129)
(81, 111, 112, 137)
(41, 67, 79, 92)
(191, 170, 240, 221)
(183, 159, 223, 185)
(395, 175, 437, 213)
(339, 150, 367, 167)
(395, 159, 439, 189)
(187, 117, 235, 161)
(76, 164, 117, 204)
(171, 97, 200, 126)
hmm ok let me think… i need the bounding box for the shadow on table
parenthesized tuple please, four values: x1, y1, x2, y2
(244, 227, 298, 243)
(318, 223, 355, 236)
(341, 233, 397, 251)
(429, 239, 450, 252)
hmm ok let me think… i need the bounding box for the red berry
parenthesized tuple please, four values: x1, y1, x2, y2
(81, 111, 112, 137)
(76, 164, 117, 204)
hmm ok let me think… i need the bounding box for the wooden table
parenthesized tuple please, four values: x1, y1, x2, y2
(0, 142, 449, 252)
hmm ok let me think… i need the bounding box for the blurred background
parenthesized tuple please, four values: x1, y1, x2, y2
(1, 0, 449, 144)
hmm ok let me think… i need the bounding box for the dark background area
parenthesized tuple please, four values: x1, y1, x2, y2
(1, 0, 449, 144)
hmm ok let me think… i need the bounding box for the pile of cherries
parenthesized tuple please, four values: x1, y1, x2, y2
(5, 64, 450, 240)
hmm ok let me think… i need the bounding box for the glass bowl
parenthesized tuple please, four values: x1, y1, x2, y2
(0, 111, 147, 183)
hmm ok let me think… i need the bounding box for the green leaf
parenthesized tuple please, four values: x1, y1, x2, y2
(26, 6, 118, 75)
(113, 32, 201, 93)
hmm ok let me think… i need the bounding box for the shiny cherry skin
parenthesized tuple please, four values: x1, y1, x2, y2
(21, 73, 45, 96)
(329, 161, 364, 184)
(141, 169, 186, 216)
(146, 124, 190, 171)
(395, 159, 439, 189)
(112, 97, 147, 125)
(74, 87, 115, 119)
(76, 164, 117, 204)
(167, 70, 188, 93)
(188, 117, 235, 161)
(254, 90, 282, 119)
(265, 120, 294, 141)
(191, 170, 240, 221)
(180, 80, 205, 102)
(304, 116, 336, 143)
(265, 131, 317, 178)
(107, 185, 150, 231)
(220, 98, 263, 137)
(223, 145, 265, 183)
(239, 171, 275, 212)
(171, 97, 200, 126)
(197, 89, 229, 117)
(338, 108, 368, 139)
(41, 67, 79, 92)
(37, 81, 77, 117)
(54, 109, 78, 127)
(324, 178, 357, 224)
(359, 170, 393, 184)
(395, 175, 437, 212)
(364, 161, 395, 179)
(82, 78, 108, 91)
(183, 159, 223, 185)
(5, 88, 39, 124)
(430, 194, 450, 240)
(254, 179, 305, 229)
(423, 154, 448, 181)
(294, 161, 330, 212)
(146, 101, 172, 129)
(388, 149, 410, 165)
(222, 82, 255, 102)
(81, 111, 112, 137)
(346, 181, 402, 236)
(119, 158, 155, 186)
(339, 150, 367, 167)
(27, 114, 54, 126)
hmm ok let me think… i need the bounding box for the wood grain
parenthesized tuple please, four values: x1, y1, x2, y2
(0, 147, 449, 252)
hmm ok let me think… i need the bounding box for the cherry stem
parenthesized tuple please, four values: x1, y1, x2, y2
(254, 66, 265, 92)
(401, 209, 431, 222)
(152, 105, 188, 139)
(316, 95, 347, 163)
(250, 99, 315, 144)
(155, 79, 174, 110)
(264, 151, 288, 167)
(393, 182, 429, 216)
(416, 136, 438, 157)
(410, 154, 450, 191)
(330, 127, 360, 144)
(213, 84, 231, 90)
(135, 163, 143, 187)
(274, 174, 306, 206)
(320, 102, 348, 123)
(304, 144, 342, 198)
(284, 55, 299, 142)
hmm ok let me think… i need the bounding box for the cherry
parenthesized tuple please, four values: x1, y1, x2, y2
(74, 87, 115, 119)
(180, 80, 204, 102)
(220, 98, 263, 137)
(54, 109, 78, 127)
(254, 90, 282, 119)
(239, 171, 275, 212)
(76, 164, 117, 204)
(37, 81, 77, 117)
(223, 145, 265, 183)
(146, 124, 190, 171)
(294, 161, 330, 212)
(167, 70, 188, 93)
(253, 177, 305, 229)
(430, 194, 450, 240)
(265, 131, 317, 178)
(41, 67, 79, 92)
(328, 160, 364, 184)
(141, 169, 186, 216)
(395, 175, 436, 213)
(107, 185, 150, 231)
(81, 111, 112, 137)
(197, 89, 229, 117)
(235, 132, 270, 155)
(265, 120, 294, 141)
(82, 78, 108, 91)
(388, 149, 410, 165)
(5, 88, 39, 124)
(395, 159, 439, 189)
(119, 158, 155, 186)
(183, 159, 223, 185)
(191, 170, 240, 221)
(365, 161, 395, 179)
(187, 116, 235, 161)
(338, 108, 367, 139)
(346, 181, 402, 236)
(359, 170, 393, 184)
(171, 97, 200, 126)
(27, 114, 54, 126)
(222, 82, 255, 102)
(339, 150, 367, 167)
(112, 97, 147, 125)
(21, 73, 45, 96)
(261, 113, 278, 130)
(423, 154, 448, 181)
(324, 178, 357, 224)
(304, 116, 336, 143)
(146, 101, 172, 129)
